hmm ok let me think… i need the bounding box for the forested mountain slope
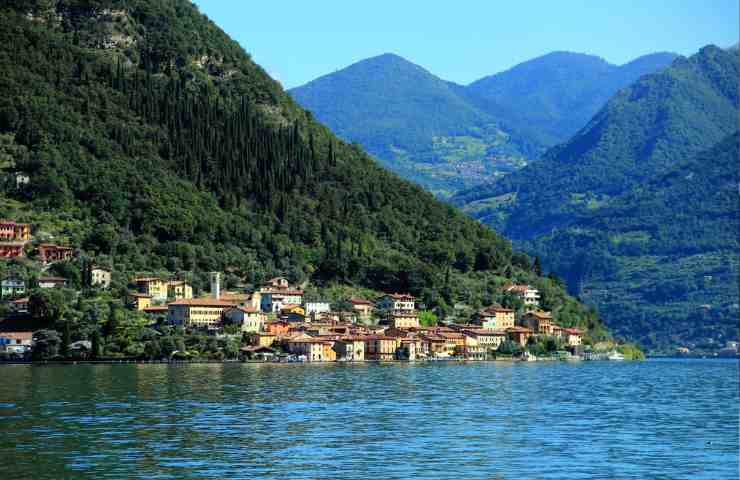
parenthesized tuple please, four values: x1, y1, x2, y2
(0, 0, 603, 333)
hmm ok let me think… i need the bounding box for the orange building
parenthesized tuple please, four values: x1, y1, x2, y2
(37, 244, 74, 264)
(0, 221, 30, 241)
(265, 320, 291, 335)
(0, 242, 25, 258)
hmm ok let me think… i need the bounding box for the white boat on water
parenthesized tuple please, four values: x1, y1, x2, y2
(608, 351, 625, 361)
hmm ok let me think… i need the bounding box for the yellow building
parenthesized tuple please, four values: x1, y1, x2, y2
(389, 311, 419, 329)
(128, 292, 152, 311)
(135, 277, 168, 302)
(287, 337, 336, 362)
(167, 280, 193, 300)
(473, 305, 515, 329)
(167, 298, 235, 331)
(364, 336, 399, 361)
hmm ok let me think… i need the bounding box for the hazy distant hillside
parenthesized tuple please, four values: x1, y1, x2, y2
(455, 46, 739, 350)
(290, 54, 528, 196)
(463, 51, 678, 148)
(290, 51, 675, 196)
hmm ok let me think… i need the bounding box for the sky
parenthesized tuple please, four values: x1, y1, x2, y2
(195, 1, 739, 89)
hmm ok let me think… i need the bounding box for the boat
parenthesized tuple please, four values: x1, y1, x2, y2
(607, 351, 625, 361)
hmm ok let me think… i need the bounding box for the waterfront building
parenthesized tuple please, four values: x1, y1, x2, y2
(333, 337, 366, 361)
(472, 305, 515, 329)
(462, 328, 507, 353)
(223, 306, 265, 333)
(507, 326, 534, 346)
(286, 337, 336, 362)
(364, 336, 398, 361)
(167, 298, 236, 331)
(521, 310, 555, 335)
(0, 331, 33, 354)
(561, 328, 583, 347)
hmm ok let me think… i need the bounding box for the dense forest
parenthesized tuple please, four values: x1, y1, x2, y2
(0, 0, 607, 340)
(453, 46, 739, 351)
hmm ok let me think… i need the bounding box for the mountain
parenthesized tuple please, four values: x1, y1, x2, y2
(290, 54, 528, 197)
(0, 1, 604, 335)
(454, 46, 739, 350)
(289, 51, 675, 197)
(463, 51, 678, 148)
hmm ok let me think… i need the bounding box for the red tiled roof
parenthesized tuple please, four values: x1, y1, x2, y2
(350, 297, 372, 305)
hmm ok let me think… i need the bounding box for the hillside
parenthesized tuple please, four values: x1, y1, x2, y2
(525, 134, 739, 351)
(289, 54, 528, 197)
(289, 51, 675, 197)
(454, 46, 739, 351)
(0, 1, 604, 336)
(463, 51, 678, 149)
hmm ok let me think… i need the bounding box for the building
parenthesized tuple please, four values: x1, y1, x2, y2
(223, 306, 265, 333)
(350, 297, 374, 321)
(1, 278, 26, 298)
(9, 297, 29, 315)
(261, 290, 304, 313)
(438, 331, 466, 356)
(255, 333, 277, 347)
(265, 320, 291, 336)
(462, 328, 507, 355)
(287, 337, 336, 362)
(0, 220, 30, 241)
(167, 280, 193, 300)
(0, 331, 33, 354)
(128, 292, 152, 311)
(134, 277, 168, 302)
(91, 267, 111, 288)
(376, 293, 415, 313)
(280, 305, 306, 323)
(305, 301, 331, 317)
(521, 310, 555, 335)
(364, 336, 399, 361)
(507, 326, 534, 347)
(389, 311, 420, 329)
(0, 242, 25, 258)
(334, 337, 365, 361)
(463, 335, 485, 360)
(397, 338, 420, 360)
(167, 298, 236, 331)
(37, 244, 75, 264)
(472, 305, 515, 329)
(505, 284, 541, 308)
(263, 277, 290, 290)
(38, 276, 68, 289)
(561, 328, 583, 347)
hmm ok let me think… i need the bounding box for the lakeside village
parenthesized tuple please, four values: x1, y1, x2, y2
(0, 219, 648, 363)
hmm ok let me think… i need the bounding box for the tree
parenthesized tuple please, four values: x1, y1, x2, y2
(533, 256, 543, 276)
(418, 310, 438, 327)
(497, 339, 522, 356)
(32, 330, 61, 360)
(60, 321, 71, 358)
(91, 329, 103, 359)
(29, 289, 67, 325)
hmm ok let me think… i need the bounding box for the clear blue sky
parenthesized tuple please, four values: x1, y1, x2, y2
(195, 0, 739, 89)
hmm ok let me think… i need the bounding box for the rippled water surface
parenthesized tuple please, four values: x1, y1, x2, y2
(0, 359, 737, 479)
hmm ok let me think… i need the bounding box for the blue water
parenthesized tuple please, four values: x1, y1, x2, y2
(0, 359, 737, 479)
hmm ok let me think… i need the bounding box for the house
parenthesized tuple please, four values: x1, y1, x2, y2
(260, 289, 304, 313)
(472, 305, 515, 329)
(223, 306, 265, 333)
(142, 305, 168, 319)
(241, 345, 277, 361)
(90, 266, 111, 288)
(265, 320, 291, 336)
(561, 328, 583, 347)
(286, 337, 336, 362)
(38, 276, 67, 289)
(505, 284, 541, 308)
(507, 326, 534, 347)
(166, 280, 193, 300)
(0, 331, 33, 354)
(280, 305, 306, 323)
(0, 220, 30, 241)
(438, 331, 466, 356)
(167, 298, 236, 331)
(389, 311, 419, 329)
(376, 293, 415, 313)
(463, 335, 485, 360)
(521, 310, 555, 335)
(134, 277, 168, 302)
(128, 292, 152, 311)
(8, 297, 29, 315)
(333, 337, 365, 361)
(397, 337, 420, 360)
(1, 278, 26, 298)
(255, 333, 277, 347)
(420, 333, 449, 358)
(305, 301, 331, 317)
(0, 242, 25, 258)
(350, 297, 374, 320)
(37, 244, 74, 264)
(263, 277, 290, 290)
(364, 336, 399, 361)
(462, 328, 507, 354)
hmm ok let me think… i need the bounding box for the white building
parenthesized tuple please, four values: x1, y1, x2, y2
(376, 293, 415, 313)
(260, 290, 304, 313)
(505, 284, 541, 308)
(305, 301, 331, 316)
(38, 276, 67, 289)
(91, 267, 111, 288)
(223, 306, 265, 333)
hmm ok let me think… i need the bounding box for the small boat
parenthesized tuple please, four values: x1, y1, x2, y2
(607, 351, 625, 361)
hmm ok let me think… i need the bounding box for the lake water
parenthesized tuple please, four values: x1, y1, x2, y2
(0, 359, 737, 479)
